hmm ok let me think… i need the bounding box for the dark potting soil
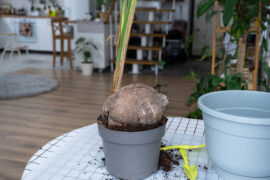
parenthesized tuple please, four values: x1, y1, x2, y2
(97, 114, 168, 132)
(158, 149, 181, 172)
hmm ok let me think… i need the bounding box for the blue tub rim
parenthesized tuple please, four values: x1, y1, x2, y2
(198, 90, 270, 125)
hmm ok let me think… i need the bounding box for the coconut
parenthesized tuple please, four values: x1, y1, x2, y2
(102, 83, 168, 129)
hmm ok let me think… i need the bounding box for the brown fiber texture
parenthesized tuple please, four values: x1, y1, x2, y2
(102, 83, 168, 129)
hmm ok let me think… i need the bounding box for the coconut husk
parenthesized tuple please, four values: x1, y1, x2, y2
(102, 83, 169, 129)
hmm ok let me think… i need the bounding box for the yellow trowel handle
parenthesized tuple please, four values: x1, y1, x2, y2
(160, 144, 205, 180)
(160, 144, 206, 151)
(180, 149, 189, 165)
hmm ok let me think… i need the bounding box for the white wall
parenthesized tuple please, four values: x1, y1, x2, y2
(163, 1, 190, 22)
(62, 0, 90, 20)
(0, 0, 47, 12)
(192, 0, 214, 56)
(136, 0, 190, 36)
(0, 0, 90, 19)
(135, 0, 213, 56)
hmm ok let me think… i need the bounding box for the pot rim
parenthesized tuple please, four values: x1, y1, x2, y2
(98, 122, 166, 134)
(198, 90, 270, 125)
(98, 123, 166, 145)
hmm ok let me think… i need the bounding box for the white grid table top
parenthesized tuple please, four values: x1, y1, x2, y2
(21, 117, 223, 180)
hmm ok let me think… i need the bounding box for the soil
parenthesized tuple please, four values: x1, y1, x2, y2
(97, 114, 168, 132)
(101, 157, 105, 163)
(159, 150, 175, 171)
(158, 143, 182, 172)
(203, 165, 208, 170)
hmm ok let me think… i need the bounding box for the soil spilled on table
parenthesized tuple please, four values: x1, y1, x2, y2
(158, 143, 182, 172)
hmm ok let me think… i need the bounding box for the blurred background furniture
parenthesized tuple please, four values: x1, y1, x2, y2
(0, 4, 12, 15)
(51, 17, 73, 69)
(0, 33, 28, 61)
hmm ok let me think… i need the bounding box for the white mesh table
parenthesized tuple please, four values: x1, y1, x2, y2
(22, 117, 223, 180)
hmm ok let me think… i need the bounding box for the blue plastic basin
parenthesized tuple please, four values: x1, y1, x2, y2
(198, 90, 270, 180)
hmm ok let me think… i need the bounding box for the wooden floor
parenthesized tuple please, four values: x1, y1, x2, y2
(0, 68, 196, 180)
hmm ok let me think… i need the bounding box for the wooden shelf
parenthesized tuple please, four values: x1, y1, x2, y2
(111, 59, 159, 65)
(133, 20, 171, 25)
(136, 7, 175, 12)
(128, 46, 162, 51)
(0, 14, 57, 19)
(130, 33, 166, 37)
(216, 26, 258, 33)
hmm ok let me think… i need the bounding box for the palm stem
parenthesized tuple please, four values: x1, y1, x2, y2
(111, 0, 137, 94)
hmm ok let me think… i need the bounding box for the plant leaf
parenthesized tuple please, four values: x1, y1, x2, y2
(196, 0, 215, 18)
(84, 51, 91, 59)
(205, 10, 219, 22)
(230, 19, 240, 34)
(158, 60, 166, 66)
(184, 35, 194, 55)
(224, 54, 233, 65)
(76, 37, 85, 45)
(223, 0, 237, 26)
(263, 37, 268, 51)
(182, 70, 197, 80)
(212, 76, 222, 87)
(227, 81, 241, 90)
(246, 3, 258, 19)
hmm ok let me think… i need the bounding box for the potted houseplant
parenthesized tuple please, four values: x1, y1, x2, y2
(75, 37, 98, 76)
(97, 0, 113, 12)
(36, 7, 42, 16)
(97, 1, 169, 179)
(196, 0, 270, 78)
(98, 83, 168, 180)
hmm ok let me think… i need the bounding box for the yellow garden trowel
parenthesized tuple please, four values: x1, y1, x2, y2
(160, 144, 206, 180)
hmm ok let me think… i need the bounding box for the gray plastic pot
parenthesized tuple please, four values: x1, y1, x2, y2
(198, 90, 270, 180)
(98, 124, 166, 180)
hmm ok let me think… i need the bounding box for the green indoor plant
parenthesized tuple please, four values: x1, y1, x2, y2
(186, 70, 248, 119)
(262, 61, 270, 91)
(75, 37, 98, 76)
(197, 0, 269, 74)
(97, 0, 113, 12)
(186, 0, 270, 119)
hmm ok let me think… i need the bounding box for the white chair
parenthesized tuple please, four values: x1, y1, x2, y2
(0, 33, 29, 61)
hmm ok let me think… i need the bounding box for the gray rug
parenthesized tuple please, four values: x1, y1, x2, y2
(0, 74, 59, 99)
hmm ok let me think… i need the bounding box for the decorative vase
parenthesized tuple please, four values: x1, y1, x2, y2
(81, 63, 93, 76)
(98, 123, 166, 180)
(198, 90, 270, 180)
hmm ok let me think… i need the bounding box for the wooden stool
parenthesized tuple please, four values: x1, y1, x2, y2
(51, 17, 73, 69)
(0, 33, 29, 61)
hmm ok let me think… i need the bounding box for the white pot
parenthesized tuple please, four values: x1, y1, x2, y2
(81, 63, 93, 76)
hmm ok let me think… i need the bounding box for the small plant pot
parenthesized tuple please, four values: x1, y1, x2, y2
(230, 66, 253, 82)
(98, 123, 166, 180)
(81, 63, 93, 76)
(198, 90, 270, 180)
